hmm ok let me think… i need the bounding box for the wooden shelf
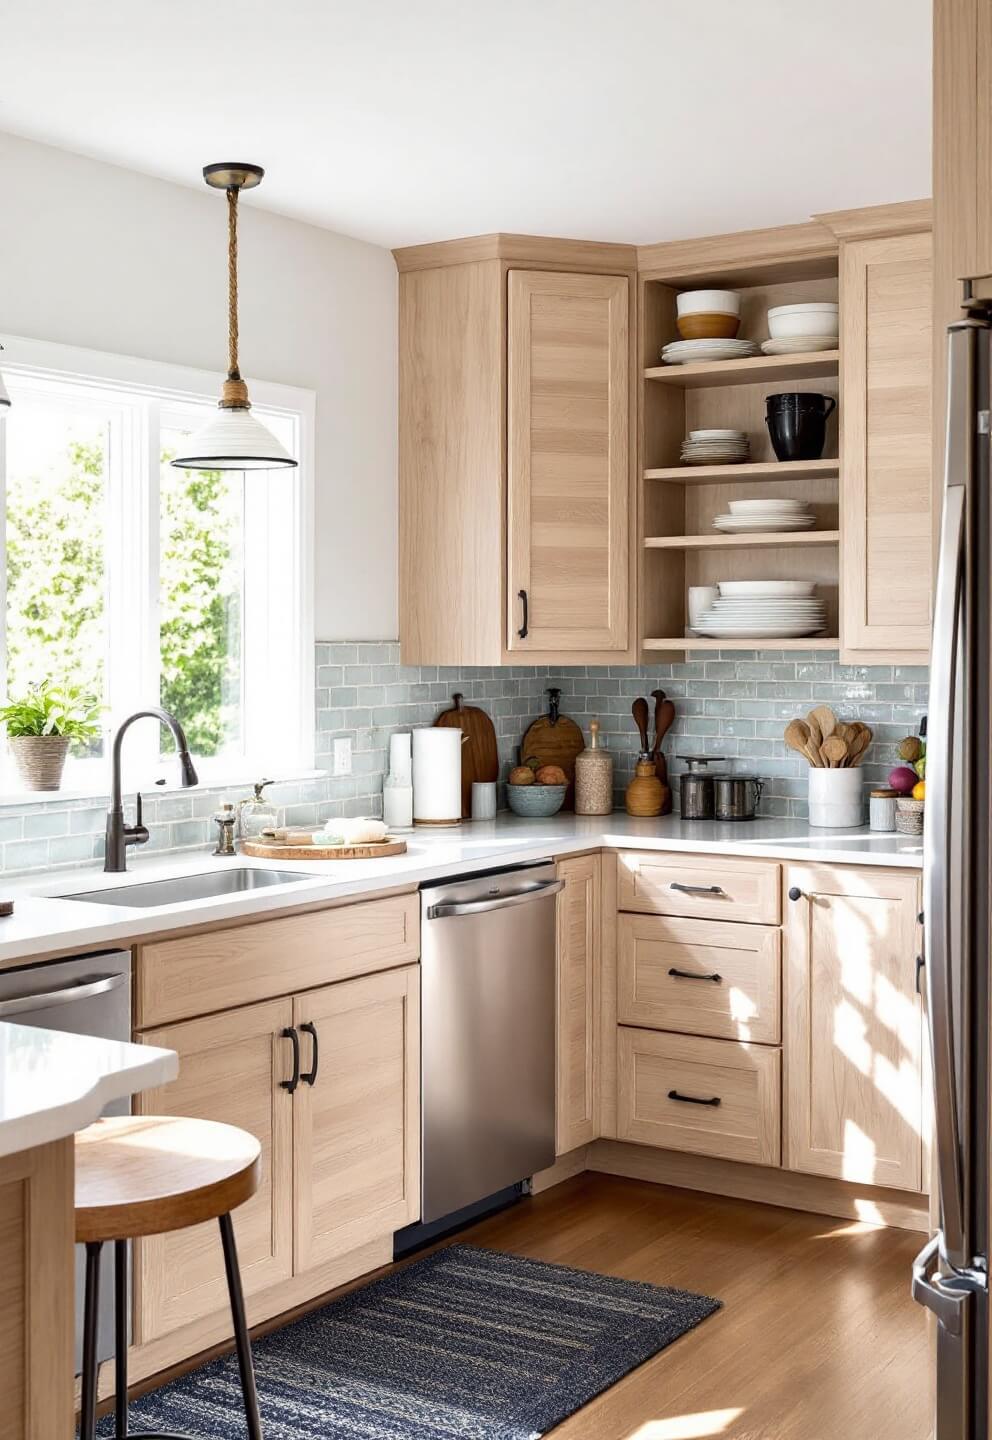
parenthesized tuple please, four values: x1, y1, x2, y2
(643, 351, 839, 389)
(643, 636, 840, 652)
(644, 529, 840, 551)
(644, 458, 839, 485)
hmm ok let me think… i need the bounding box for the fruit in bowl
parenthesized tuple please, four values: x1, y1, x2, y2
(507, 757, 568, 817)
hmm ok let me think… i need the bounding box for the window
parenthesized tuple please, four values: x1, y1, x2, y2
(0, 338, 314, 792)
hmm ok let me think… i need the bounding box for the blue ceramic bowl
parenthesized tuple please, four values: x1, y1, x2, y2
(506, 783, 567, 818)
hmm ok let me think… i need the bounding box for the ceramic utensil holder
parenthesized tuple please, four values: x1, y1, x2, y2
(808, 766, 864, 828)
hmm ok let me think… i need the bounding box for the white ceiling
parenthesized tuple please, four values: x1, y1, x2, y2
(0, 0, 932, 250)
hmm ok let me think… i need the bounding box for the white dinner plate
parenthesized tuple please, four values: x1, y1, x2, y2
(718, 580, 817, 596)
(760, 337, 838, 355)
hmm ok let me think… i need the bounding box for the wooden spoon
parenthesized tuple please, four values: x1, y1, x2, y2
(784, 718, 822, 768)
(806, 711, 823, 751)
(848, 727, 873, 766)
(631, 697, 651, 756)
(650, 689, 666, 756)
(810, 705, 837, 741)
(821, 734, 848, 767)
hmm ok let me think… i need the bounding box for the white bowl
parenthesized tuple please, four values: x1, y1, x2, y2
(768, 303, 839, 316)
(676, 289, 741, 317)
(767, 302, 840, 340)
(718, 580, 817, 596)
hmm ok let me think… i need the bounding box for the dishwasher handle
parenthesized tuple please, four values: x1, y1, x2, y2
(0, 971, 127, 1019)
(427, 878, 565, 919)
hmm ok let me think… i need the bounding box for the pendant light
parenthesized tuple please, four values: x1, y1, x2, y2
(171, 163, 296, 472)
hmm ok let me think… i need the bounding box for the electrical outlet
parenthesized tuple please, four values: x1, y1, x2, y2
(332, 737, 352, 777)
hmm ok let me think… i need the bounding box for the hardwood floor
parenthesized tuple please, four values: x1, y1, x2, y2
(464, 1173, 933, 1440)
(133, 1172, 933, 1440)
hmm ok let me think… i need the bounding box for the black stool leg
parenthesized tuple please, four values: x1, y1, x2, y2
(219, 1212, 263, 1440)
(80, 1240, 103, 1440)
(114, 1239, 129, 1437)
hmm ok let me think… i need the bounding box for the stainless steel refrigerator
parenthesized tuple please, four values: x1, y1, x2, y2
(914, 315, 991, 1437)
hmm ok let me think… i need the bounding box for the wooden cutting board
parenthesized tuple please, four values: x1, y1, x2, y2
(434, 692, 499, 819)
(521, 687, 585, 810)
(241, 838, 407, 860)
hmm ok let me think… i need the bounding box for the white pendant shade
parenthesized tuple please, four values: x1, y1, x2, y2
(170, 405, 297, 472)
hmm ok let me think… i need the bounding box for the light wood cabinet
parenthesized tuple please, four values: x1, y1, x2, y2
(555, 854, 601, 1154)
(783, 864, 924, 1191)
(507, 271, 629, 653)
(293, 968, 419, 1271)
(617, 850, 780, 925)
(134, 999, 295, 1342)
(839, 228, 933, 658)
(395, 235, 637, 665)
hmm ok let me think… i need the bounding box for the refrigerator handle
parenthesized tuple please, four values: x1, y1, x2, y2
(912, 1234, 968, 1334)
(924, 321, 975, 1271)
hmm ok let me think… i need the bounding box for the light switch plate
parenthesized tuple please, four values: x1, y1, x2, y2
(332, 737, 352, 776)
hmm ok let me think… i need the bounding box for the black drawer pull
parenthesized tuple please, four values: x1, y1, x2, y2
(300, 1021, 319, 1085)
(517, 589, 529, 639)
(668, 1089, 721, 1107)
(280, 1026, 300, 1093)
(670, 882, 725, 897)
(668, 967, 722, 984)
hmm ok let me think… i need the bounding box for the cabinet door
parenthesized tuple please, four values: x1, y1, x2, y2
(294, 966, 419, 1273)
(841, 231, 933, 657)
(556, 854, 601, 1153)
(784, 865, 923, 1191)
(507, 270, 630, 653)
(135, 998, 294, 1342)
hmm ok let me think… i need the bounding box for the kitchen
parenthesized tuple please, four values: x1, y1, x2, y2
(0, 2, 981, 1437)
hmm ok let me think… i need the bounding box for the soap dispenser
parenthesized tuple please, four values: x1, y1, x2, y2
(237, 779, 278, 841)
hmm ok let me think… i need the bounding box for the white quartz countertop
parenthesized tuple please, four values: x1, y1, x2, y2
(0, 1022, 177, 1158)
(0, 812, 922, 971)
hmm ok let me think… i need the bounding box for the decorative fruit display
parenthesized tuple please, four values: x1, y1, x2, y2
(912, 780, 926, 801)
(535, 764, 567, 785)
(889, 766, 918, 793)
(508, 765, 535, 786)
(898, 735, 923, 763)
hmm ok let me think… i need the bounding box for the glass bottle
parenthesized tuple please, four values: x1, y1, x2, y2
(238, 779, 278, 840)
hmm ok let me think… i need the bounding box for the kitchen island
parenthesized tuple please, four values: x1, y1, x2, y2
(0, 1023, 176, 1439)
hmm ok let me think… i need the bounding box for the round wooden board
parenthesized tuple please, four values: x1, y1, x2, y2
(521, 713, 585, 810)
(241, 838, 408, 861)
(435, 692, 499, 819)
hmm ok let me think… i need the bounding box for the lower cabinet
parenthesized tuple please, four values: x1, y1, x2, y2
(135, 965, 420, 1343)
(783, 864, 924, 1191)
(555, 854, 601, 1154)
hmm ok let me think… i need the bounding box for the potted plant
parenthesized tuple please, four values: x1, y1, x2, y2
(0, 680, 103, 791)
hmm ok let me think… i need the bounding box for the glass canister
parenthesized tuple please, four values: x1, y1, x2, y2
(575, 719, 614, 815)
(237, 779, 278, 840)
(678, 756, 725, 820)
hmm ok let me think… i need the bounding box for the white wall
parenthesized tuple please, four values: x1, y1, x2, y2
(0, 132, 398, 639)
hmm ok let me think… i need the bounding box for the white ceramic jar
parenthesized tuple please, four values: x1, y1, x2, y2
(808, 767, 865, 829)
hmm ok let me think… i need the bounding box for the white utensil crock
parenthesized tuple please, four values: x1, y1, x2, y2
(412, 727, 464, 825)
(808, 767, 865, 828)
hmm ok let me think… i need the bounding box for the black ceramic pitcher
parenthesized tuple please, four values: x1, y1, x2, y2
(765, 392, 836, 461)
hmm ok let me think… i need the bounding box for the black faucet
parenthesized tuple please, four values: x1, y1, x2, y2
(105, 708, 199, 872)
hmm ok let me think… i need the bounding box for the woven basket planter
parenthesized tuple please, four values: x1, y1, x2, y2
(9, 735, 71, 791)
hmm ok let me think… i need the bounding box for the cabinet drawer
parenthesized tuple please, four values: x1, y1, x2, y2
(136, 892, 420, 1027)
(618, 851, 780, 925)
(617, 1027, 781, 1166)
(618, 914, 781, 1044)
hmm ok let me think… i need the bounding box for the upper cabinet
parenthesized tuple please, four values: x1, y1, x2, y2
(395, 236, 637, 666)
(836, 223, 933, 659)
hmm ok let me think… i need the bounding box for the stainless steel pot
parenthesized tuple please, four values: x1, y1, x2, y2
(713, 773, 764, 822)
(678, 756, 725, 821)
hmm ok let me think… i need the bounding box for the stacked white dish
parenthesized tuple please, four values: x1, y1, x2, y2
(761, 302, 838, 356)
(694, 580, 827, 639)
(661, 338, 759, 365)
(712, 497, 816, 534)
(681, 429, 750, 465)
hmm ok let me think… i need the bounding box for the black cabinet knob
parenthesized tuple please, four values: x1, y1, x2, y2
(788, 886, 803, 902)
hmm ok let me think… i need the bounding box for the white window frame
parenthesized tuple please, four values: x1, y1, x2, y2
(0, 334, 316, 796)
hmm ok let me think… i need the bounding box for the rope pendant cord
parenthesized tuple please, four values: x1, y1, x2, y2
(220, 185, 250, 409)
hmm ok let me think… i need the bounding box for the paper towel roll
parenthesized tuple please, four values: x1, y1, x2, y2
(412, 728, 463, 825)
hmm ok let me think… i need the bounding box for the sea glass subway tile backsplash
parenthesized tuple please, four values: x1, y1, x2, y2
(0, 641, 928, 873)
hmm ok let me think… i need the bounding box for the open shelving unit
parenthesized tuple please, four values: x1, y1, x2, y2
(639, 246, 841, 655)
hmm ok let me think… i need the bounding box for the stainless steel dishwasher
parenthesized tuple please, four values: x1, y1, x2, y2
(419, 861, 562, 1224)
(0, 950, 132, 1372)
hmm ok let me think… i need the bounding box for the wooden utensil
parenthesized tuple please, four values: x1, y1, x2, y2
(806, 711, 822, 752)
(820, 734, 848, 767)
(651, 690, 675, 814)
(521, 688, 585, 810)
(435, 692, 499, 819)
(784, 718, 821, 768)
(810, 705, 837, 741)
(632, 697, 651, 755)
(847, 726, 873, 766)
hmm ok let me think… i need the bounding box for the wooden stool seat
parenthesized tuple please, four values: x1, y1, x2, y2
(75, 1116, 261, 1243)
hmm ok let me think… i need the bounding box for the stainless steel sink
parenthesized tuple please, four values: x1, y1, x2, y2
(61, 867, 310, 908)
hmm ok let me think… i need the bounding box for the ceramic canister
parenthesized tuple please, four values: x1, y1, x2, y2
(412, 727, 464, 825)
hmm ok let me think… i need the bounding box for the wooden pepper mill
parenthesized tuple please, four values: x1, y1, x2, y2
(625, 753, 665, 817)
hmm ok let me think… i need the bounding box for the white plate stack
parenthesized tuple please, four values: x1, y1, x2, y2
(680, 429, 750, 465)
(661, 338, 760, 365)
(760, 302, 838, 356)
(712, 497, 816, 534)
(694, 580, 827, 639)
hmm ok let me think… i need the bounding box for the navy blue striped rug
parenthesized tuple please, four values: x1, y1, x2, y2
(105, 1244, 720, 1438)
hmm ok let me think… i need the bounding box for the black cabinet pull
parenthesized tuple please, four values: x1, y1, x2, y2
(670, 882, 724, 897)
(300, 1021, 319, 1085)
(517, 589, 529, 639)
(668, 1089, 721, 1108)
(280, 1026, 300, 1093)
(788, 886, 803, 902)
(668, 966, 722, 984)
(916, 954, 926, 995)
